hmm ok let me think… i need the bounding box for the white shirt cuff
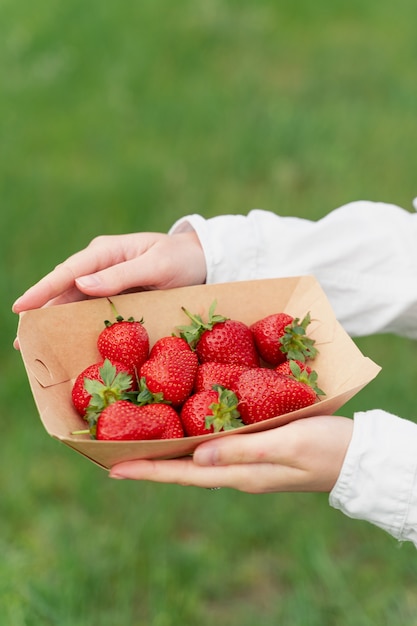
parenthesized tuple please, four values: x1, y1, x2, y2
(329, 410, 417, 546)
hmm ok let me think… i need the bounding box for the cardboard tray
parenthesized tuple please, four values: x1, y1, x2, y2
(17, 276, 381, 470)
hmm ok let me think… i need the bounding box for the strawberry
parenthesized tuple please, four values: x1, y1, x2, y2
(95, 400, 166, 440)
(178, 301, 260, 367)
(275, 359, 312, 377)
(276, 359, 324, 397)
(180, 385, 243, 437)
(97, 301, 149, 371)
(131, 377, 185, 439)
(194, 361, 251, 393)
(71, 359, 136, 421)
(250, 311, 318, 365)
(139, 336, 199, 407)
(235, 367, 321, 425)
(159, 406, 185, 439)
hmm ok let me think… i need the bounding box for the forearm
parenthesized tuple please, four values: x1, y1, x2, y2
(170, 200, 417, 338)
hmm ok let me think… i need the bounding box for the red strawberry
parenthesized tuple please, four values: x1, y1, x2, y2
(235, 367, 320, 425)
(159, 406, 185, 439)
(194, 361, 251, 393)
(180, 385, 243, 437)
(276, 359, 324, 397)
(250, 311, 318, 366)
(95, 400, 166, 440)
(97, 302, 149, 371)
(132, 377, 185, 439)
(139, 336, 198, 407)
(71, 359, 136, 420)
(178, 301, 259, 367)
(275, 359, 312, 377)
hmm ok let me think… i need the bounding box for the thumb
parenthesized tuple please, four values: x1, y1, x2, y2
(75, 259, 153, 296)
(193, 432, 266, 466)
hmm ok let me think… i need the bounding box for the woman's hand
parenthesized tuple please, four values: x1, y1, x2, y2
(12, 230, 206, 313)
(109, 416, 353, 494)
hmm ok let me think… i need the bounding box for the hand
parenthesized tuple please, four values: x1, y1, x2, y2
(12, 230, 206, 313)
(109, 416, 353, 493)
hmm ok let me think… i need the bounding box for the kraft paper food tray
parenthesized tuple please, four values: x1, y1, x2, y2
(17, 276, 381, 470)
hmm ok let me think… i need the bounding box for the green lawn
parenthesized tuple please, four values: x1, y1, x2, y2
(2, 1, 417, 624)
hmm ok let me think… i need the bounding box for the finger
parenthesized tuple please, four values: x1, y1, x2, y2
(12, 234, 167, 313)
(75, 256, 167, 296)
(42, 286, 91, 307)
(193, 427, 297, 467)
(12, 265, 79, 313)
(108, 457, 284, 493)
(109, 457, 230, 488)
(76, 237, 204, 294)
(194, 417, 353, 492)
(12, 257, 107, 313)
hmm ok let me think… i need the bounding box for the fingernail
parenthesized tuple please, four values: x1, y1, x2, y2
(12, 298, 23, 313)
(194, 444, 219, 466)
(108, 470, 126, 479)
(76, 275, 101, 289)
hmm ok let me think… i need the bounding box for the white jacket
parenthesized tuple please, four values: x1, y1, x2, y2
(170, 200, 417, 547)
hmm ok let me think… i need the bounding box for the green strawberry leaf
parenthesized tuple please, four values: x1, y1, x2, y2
(177, 300, 229, 349)
(279, 312, 319, 362)
(205, 385, 244, 433)
(132, 377, 170, 406)
(83, 359, 134, 423)
(288, 359, 325, 397)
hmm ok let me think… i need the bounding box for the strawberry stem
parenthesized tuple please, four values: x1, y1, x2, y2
(104, 298, 141, 327)
(177, 300, 228, 348)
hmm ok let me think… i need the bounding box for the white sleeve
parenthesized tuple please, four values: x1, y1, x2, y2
(172, 203, 417, 546)
(170, 200, 417, 339)
(329, 410, 417, 547)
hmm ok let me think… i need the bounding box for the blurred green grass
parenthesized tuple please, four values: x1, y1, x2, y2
(2, 0, 417, 624)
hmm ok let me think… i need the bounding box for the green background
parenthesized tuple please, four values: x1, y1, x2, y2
(2, 1, 417, 624)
